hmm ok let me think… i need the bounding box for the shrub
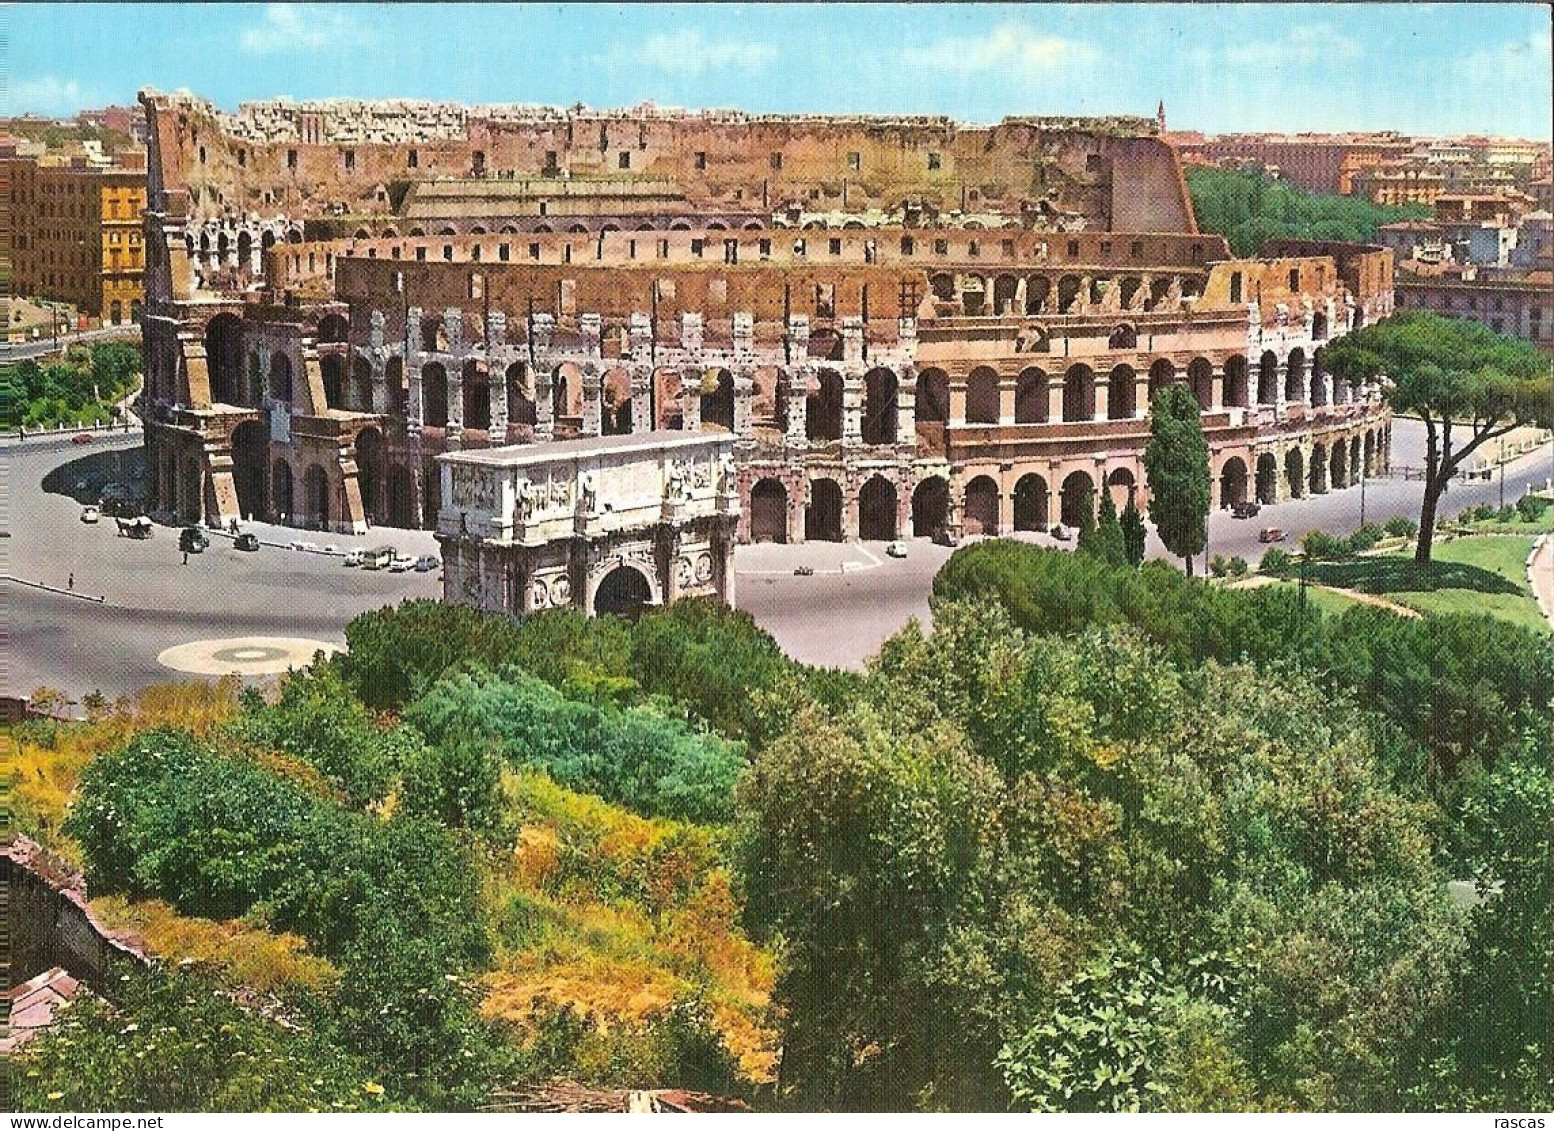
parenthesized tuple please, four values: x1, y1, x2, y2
(1516, 494, 1550, 523)
(1498, 505, 1519, 523)
(1209, 555, 1230, 578)
(1384, 516, 1418, 539)
(1301, 530, 1352, 561)
(405, 668, 745, 824)
(1259, 548, 1292, 573)
(1227, 556, 1249, 578)
(399, 734, 503, 832)
(1347, 523, 1384, 553)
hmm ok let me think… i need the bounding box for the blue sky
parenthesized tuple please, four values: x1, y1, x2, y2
(6, 3, 1551, 139)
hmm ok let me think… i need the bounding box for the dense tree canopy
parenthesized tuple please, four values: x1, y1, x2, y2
(1325, 312, 1552, 561)
(2, 341, 141, 430)
(1186, 167, 1430, 258)
(1144, 383, 1211, 574)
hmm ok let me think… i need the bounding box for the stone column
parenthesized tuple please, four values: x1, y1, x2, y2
(998, 374, 1016, 425)
(733, 369, 755, 438)
(1094, 381, 1110, 423)
(785, 368, 808, 448)
(1047, 377, 1064, 424)
(581, 365, 602, 436)
(680, 368, 702, 430)
(630, 367, 652, 435)
(841, 367, 864, 446)
(950, 377, 969, 426)
(1135, 374, 1150, 419)
(534, 369, 555, 442)
(896, 367, 917, 449)
(446, 362, 464, 443)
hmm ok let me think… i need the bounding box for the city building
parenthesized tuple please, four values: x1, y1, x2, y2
(1166, 132, 1412, 195)
(137, 90, 1393, 572)
(1395, 269, 1553, 348)
(5, 152, 147, 322)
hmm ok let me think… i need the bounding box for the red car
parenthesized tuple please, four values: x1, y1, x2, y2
(71, 432, 94, 445)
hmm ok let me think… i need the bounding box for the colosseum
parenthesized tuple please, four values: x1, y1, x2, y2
(137, 90, 1394, 550)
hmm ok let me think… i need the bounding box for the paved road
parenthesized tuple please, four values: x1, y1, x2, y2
(0, 325, 140, 362)
(6, 419, 1552, 697)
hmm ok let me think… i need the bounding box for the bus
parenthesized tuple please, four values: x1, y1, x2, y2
(360, 546, 397, 570)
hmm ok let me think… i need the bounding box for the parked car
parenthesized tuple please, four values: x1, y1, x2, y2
(71, 432, 94, 445)
(80, 505, 100, 524)
(360, 546, 396, 570)
(233, 533, 260, 552)
(885, 540, 908, 559)
(1050, 524, 1070, 541)
(179, 526, 209, 553)
(413, 554, 440, 573)
(1258, 527, 1286, 544)
(342, 549, 365, 567)
(1231, 501, 1262, 519)
(793, 565, 815, 577)
(387, 554, 417, 573)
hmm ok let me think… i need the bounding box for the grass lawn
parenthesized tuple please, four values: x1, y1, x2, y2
(1259, 579, 1371, 619)
(1292, 534, 1548, 634)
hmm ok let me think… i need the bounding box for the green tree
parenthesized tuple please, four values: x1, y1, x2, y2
(1324, 312, 1552, 563)
(1143, 384, 1211, 575)
(1186, 167, 1431, 257)
(1120, 495, 1147, 567)
(399, 734, 503, 832)
(1084, 489, 1128, 567)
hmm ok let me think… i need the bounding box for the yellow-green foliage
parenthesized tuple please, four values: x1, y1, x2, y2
(9, 679, 246, 855)
(90, 896, 340, 995)
(480, 770, 780, 1084)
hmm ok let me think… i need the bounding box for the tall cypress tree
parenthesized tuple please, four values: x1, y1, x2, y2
(1089, 489, 1128, 567)
(1119, 495, 1147, 567)
(1143, 383, 1210, 576)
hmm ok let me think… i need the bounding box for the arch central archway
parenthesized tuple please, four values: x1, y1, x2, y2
(805, 478, 843, 542)
(231, 421, 268, 521)
(911, 476, 949, 539)
(749, 478, 789, 543)
(858, 476, 898, 541)
(594, 565, 653, 619)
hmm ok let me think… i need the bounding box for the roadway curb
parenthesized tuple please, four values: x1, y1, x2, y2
(1, 575, 107, 603)
(1528, 534, 1553, 630)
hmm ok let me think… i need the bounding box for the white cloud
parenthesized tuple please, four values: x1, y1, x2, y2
(1459, 29, 1553, 89)
(900, 23, 1098, 71)
(1224, 24, 1361, 67)
(637, 29, 776, 75)
(7, 74, 95, 116)
(240, 3, 362, 55)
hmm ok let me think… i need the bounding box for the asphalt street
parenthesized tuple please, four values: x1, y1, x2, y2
(5, 419, 1551, 697)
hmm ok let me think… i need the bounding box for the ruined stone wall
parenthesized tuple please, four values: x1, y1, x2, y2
(140, 91, 1191, 234)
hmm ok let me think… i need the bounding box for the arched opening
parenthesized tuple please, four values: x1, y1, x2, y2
(806, 369, 843, 441)
(603, 369, 633, 436)
(321, 353, 346, 411)
(260, 230, 276, 255)
(237, 230, 252, 266)
(1109, 321, 1139, 350)
(1024, 276, 1051, 315)
(1310, 443, 1328, 494)
(965, 367, 1000, 424)
(1148, 359, 1177, 403)
(1013, 473, 1049, 532)
(1057, 274, 1082, 313)
(351, 355, 374, 411)
(1330, 440, 1348, 489)
(110, 298, 123, 325)
(421, 315, 446, 353)
(1059, 471, 1096, 530)
(422, 362, 449, 427)
(507, 363, 536, 434)
(858, 476, 898, 541)
(701, 368, 735, 432)
(552, 365, 578, 427)
(1062, 365, 1095, 422)
(805, 478, 844, 542)
(462, 360, 491, 431)
(1256, 453, 1279, 505)
(862, 367, 898, 444)
(912, 476, 950, 539)
(1188, 358, 1214, 410)
(915, 368, 949, 424)
(992, 274, 1020, 315)
(386, 357, 406, 418)
(1218, 457, 1249, 509)
(1257, 351, 1279, 405)
(1119, 277, 1144, 309)
(180, 455, 204, 524)
(271, 459, 294, 522)
(1015, 367, 1048, 424)
(594, 566, 653, 619)
(749, 478, 788, 543)
(960, 275, 987, 316)
(1309, 349, 1328, 406)
(1106, 467, 1137, 511)
(304, 465, 331, 530)
(1312, 310, 1329, 341)
(1285, 448, 1305, 499)
(317, 313, 349, 344)
(1108, 365, 1136, 420)
(1350, 434, 1362, 482)
(929, 272, 957, 302)
(387, 464, 416, 528)
(1223, 356, 1249, 408)
(203, 313, 244, 406)
(1285, 349, 1306, 403)
(1363, 431, 1376, 476)
(356, 427, 384, 524)
(963, 475, 1001, 536)
(231, 421, 267, 521)
(269, 351, 293, 404)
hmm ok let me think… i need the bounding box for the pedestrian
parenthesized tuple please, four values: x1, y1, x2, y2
(68, 573, 74, 591)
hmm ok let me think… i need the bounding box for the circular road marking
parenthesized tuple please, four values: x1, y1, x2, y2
(157, 636, 342, 677)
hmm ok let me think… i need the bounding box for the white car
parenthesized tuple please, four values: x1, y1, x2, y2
(342, 549, 365, 567)
(885, 540, 908, 559)
(80, 505, 101, 524)
(387, 554, 417, 572)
